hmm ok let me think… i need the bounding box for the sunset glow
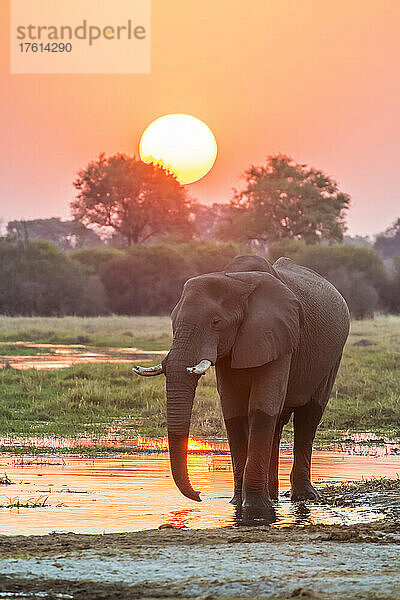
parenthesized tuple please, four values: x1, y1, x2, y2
(139, 114, 217, 184)
(0, 434, 230, 453)
(2, 2, 400, 233)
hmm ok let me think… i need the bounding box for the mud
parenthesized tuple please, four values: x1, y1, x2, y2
(0, 520, 399, 559)
(0, 524, 399, 599)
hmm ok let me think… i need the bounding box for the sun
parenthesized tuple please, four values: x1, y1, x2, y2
(139, 114, 217, 184)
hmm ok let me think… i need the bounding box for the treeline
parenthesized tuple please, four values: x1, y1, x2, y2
(268, 240, 400, 318)
(1, 237, 400, 318)
(0, 238, 241, 316)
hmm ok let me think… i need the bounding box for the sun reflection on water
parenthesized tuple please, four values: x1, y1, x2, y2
(0, 451, 398, 535)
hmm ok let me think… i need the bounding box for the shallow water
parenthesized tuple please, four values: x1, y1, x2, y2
(1, 431, 399, 458)
(0, 342, 164, 369)
(0, 450, 399, 535)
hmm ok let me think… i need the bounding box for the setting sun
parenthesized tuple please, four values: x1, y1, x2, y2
(139, 114, 217, 184)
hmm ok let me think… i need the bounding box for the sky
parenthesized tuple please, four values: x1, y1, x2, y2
(1, 0, 399, 237)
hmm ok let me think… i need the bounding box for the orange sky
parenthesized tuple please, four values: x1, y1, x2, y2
(1, 0, 399, 236)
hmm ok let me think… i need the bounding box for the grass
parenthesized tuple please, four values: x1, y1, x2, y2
(322, 476, 400, 499)
(0, 316, 172, 351)
(0, 315, 398, 444)
(320, 476, 400, 518)
(0, 345, 55, 356)
(0, 361, 221, 439)
(324, 315, 400, 434)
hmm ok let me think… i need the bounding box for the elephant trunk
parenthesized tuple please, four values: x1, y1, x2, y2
(166, 348, 201, 502)
(165, 319, 218, 503)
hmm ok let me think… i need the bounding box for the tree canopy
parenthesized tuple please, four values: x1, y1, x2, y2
(72, 153, 193, 245)
(0, 239, 105, 316)
(7, 218, 101, 249)
(374, 218, 400, 259)
(218, 155, 350, 245)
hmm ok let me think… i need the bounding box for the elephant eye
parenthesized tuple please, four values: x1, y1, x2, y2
(212, 316, 223, 327)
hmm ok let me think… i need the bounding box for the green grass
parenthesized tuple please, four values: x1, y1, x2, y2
(0, 363, 162, 438)
(0, 315, 398, 444)
(0, 345, 55, 356)
(0, 362, 221, 439)
(323, 316, 400, 434)
(0, 316, 172, 351)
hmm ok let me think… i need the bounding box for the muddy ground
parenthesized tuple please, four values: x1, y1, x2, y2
(0, 480, 399, 600)
(0, 522, 399, 600)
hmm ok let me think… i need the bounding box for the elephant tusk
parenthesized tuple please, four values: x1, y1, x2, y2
(132, 364, 164, 377)
(186, 360, 212, 375)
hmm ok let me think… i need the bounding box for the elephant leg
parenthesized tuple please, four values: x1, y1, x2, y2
(291, 357, 341, 501)
(216, 357, 250, 506)
(290, 399, 323, 501)
(242, 409, 278, 515)
(224, 415, 248, 506)
(268, 408, 291, 500)
(267, 420, 283, 500)
(242, 355, 291, 516)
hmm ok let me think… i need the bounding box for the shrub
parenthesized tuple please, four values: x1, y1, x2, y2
(325, 268, 379, 319)
(0, 240, 107, 316)
(70, 247, 124, 274)
(100, 239, 244, 315)
(268, 240, 388, 318)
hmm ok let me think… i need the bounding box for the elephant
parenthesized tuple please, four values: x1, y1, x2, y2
(133, 254, 350, 519)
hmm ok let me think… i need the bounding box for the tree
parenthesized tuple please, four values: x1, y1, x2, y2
(99, 238, 244, 315)
(190, 202, 231, 239)
(72, 153, 193, 246)
(374, 218, 400, 259)
(267, 240, 387, 318)
(0, 240, 106, 316)
(7, 218, 102, 249)
(219, 155, 350, 245)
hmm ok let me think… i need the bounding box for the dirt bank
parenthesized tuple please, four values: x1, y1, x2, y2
(0, 520, 399, 560)
(0, 524, 399, 599)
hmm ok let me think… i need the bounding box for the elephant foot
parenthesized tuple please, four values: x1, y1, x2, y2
(241, 492, 276, 524)
(229, 493, 242, 507)
(291, 482, 321, 502)
(268, 480, 279, 501)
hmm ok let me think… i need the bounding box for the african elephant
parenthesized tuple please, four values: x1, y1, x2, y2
(133, 254, 350, 519)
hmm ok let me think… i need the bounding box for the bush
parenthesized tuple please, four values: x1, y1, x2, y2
(0, 240, 107, 316)
(267, 240, 388, 318)
(100, 239, 244, 315)
(379, 253, 400, 313)
(1, 235, 399, 318)
(324, 268, 379, 319)
(70, 247, 124, 274)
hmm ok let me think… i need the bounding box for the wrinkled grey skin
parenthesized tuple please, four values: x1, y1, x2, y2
(144, 255, 350, 518)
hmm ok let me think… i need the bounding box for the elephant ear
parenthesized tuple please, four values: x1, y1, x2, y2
(225, 271, 302, 369)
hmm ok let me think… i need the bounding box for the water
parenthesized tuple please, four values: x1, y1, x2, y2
(1, 431, 398, 457)
(0, 342, 164, 370)
(0, 450, 399, 535)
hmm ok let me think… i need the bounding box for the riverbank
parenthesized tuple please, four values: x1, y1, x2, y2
(1, 528, 398, 600)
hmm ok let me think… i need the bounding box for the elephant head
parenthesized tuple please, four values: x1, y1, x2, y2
(133, 267, 302, 502)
